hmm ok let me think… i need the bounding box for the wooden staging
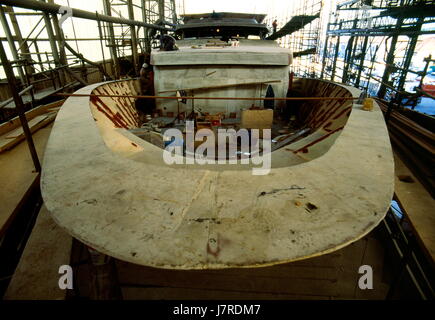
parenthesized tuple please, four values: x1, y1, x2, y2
(0, 124, 53, 237)
(393, 153, 435, 265)
(5, 204, 390, 299)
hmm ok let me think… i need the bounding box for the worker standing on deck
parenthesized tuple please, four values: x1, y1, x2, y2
(135, 62, 155, 120)
(272, 19, 278, 33)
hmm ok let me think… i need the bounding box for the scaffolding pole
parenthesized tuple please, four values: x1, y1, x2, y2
(1, 0, 173, 31)
(0, 40, 41, 172)
(127, 0, 139, 74)
(103, 0, 120, 79)
(0, 5, 25, 84)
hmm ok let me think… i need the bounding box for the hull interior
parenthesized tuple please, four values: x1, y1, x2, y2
(89, 78, 354, 169)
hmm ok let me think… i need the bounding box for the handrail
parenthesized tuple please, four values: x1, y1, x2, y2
(0, 85, 33, 109)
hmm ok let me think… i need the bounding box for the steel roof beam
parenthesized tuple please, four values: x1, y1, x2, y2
(1, 0, 174, 31)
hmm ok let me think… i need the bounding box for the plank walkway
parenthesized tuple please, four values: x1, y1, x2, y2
(0, 124, 53, 237)
(393, 153, 435, 264)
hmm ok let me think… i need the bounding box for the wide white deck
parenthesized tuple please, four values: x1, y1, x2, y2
(41, 79, 394, 269)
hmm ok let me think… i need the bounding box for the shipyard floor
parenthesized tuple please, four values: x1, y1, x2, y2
(0, 121, 434, 300)
(4, 210, 393, 300)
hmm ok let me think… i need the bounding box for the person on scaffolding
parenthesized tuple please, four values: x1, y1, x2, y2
(272, 19, 278, 33)
(135, 61, 155, 121)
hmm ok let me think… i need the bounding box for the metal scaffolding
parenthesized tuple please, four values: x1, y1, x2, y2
(99, 0, 178, 77)
(0, 0, 180, 171)
(265, 0, 324, 78)
(0, 0, 179, 116)
(270, 0, 434, 110)
(0, 0, 177, 81)
(286, 1, 323, 78)
(321, 0, 435, 106)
